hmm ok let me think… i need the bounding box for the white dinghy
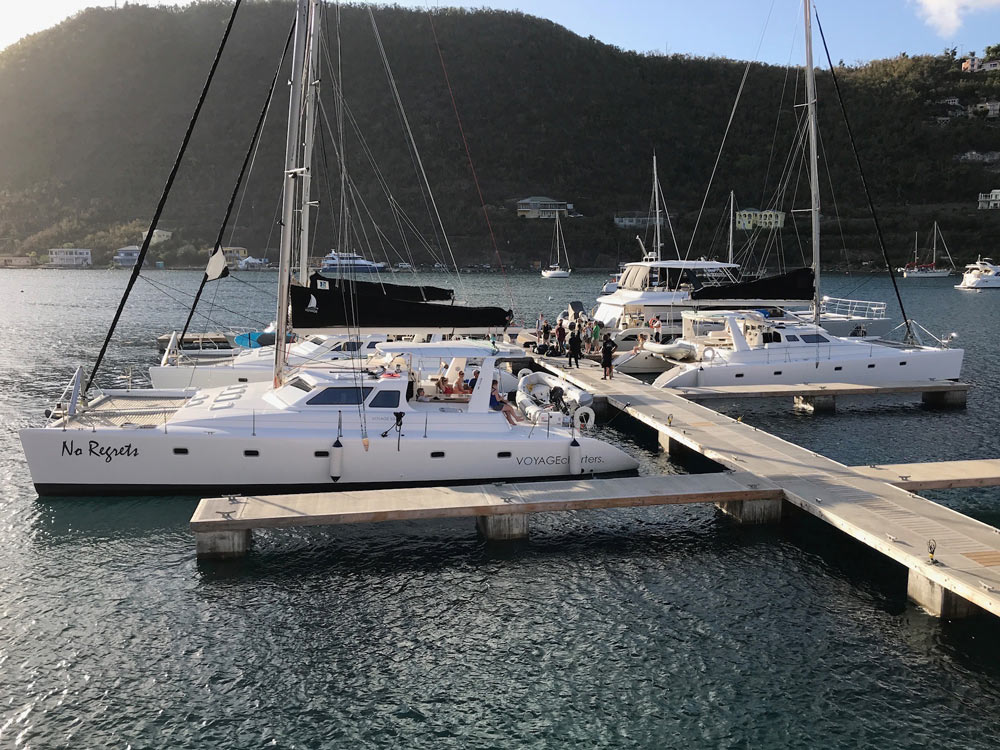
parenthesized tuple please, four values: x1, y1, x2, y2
(515, 370, 595, 429)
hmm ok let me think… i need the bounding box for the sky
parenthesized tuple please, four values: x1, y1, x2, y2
(2, 0, 1000, 64)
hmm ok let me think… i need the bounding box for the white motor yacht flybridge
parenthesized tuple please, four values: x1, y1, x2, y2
(651, 3, 963, 390)
(956, 257, 1000, 290)
(17, 0, 637, 496)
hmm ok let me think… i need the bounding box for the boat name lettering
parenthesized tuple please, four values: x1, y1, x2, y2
(515, 455, 603, 466)
(61, 439, 139, 463)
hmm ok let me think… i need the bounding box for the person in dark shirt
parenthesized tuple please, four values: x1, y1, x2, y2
(555, 320, 566, 355)
(567, 330, 583, 368)
(601, 333, 618, 380)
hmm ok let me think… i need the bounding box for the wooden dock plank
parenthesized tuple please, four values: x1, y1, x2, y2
(668, 381, 970, 401)
(850, 459, 1000, 490)
(191, 473, 783, 532)
(539, 356, 1000, 617)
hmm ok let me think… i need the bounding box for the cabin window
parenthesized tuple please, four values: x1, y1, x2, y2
(800, 334, 829, 344)
(306, 386, 373, 405)
(244, 449, 259, 457)
(238, 377, 248, 383)
(285, 377, 312, 392)
(314, 450, 329, 457)
(834, 366, 843, 371)
(899, 361, 907, 366)
(369, 390, 400, 408)
(867, 364, 876, 369)
(735, 373, 745, 378)
(497, 451, 512, 458)
(761, 331, 782, 344)
(773, 371, 782, 376)
(431, 451, 445, 458)
(785, 335, 799, 342)
(173, 448, 188, 455)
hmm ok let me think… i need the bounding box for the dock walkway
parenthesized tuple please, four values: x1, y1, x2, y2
(540, 356, 1000, 619)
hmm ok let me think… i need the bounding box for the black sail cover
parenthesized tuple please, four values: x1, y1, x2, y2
(291, 273, 513, 329)
(689, 267, 814, 300)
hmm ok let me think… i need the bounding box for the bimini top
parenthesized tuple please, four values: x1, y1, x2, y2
(374, 341, 517, 360)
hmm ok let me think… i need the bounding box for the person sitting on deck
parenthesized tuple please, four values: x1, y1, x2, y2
(631, 333, 647, 355)
(452, 370, 471, 394)
(415, 388, 433, 402)
(466, 369, 481, 391)
(490, 380, 520, 425)
(436, 376, 454, 396)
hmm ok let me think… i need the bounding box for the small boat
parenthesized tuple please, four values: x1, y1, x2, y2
(320, 250, 386, 274)
(541, 213, 572, 278)
(901, 223, 955, 278)
(515, 371, 595, 428)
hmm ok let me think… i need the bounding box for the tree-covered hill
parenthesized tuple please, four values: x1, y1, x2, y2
(0, 1, 998, 268)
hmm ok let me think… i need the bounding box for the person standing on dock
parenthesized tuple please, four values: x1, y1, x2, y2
(601, 333, 617, 380)
(590, 320, 602, 355)
(567, 329, 582, 368)
(555, 320, 566, 355)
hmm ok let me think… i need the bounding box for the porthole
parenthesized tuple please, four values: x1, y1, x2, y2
(431, 451, 445, 458)
(173, 447, 188, 455)
(867, 364, 876, 369)
(314, 450, 329, 457)
(497, 451, 512, 458)
(244, 449, 260, 457)
(773, 371, 782, 376)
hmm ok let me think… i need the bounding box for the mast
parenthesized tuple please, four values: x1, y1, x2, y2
(652, 153, 662, 262)
(274, 0, 311, 387)
(298, 0, 321, 284)
(932, 221, 937, 265)
(913, 231, 918, 264)
(728, 190, 734, 264)
(803, 0, 821, 326)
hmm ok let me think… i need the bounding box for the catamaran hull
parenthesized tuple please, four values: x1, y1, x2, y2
(19, 426, 637, 496)
(653, 348, 964, 388)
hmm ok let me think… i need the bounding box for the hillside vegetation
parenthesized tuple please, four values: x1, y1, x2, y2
(1, 1, 999, 268)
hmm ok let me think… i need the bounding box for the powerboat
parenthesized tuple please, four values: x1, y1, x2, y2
(320, 250, 386, 274)
(956, 257, 1000, 290)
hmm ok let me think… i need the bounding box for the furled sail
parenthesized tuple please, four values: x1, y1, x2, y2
(689, 267, 814, 301)
(291, 273, 511, 330)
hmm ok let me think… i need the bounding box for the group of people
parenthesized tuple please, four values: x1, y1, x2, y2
(535, 314, 606, 356)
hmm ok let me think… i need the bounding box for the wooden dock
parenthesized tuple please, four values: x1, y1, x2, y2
(850, 459, 1000, 491)
(539, 356, 1000, 620)
(191, 473, 781, 557)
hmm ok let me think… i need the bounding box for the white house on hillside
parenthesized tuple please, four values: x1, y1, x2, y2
(979, 189, 1000, 209)
(48, 248, 92, 267)
(517, 196, 572, 219)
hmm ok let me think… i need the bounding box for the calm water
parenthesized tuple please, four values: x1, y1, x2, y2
(2, 268, 1000, 749)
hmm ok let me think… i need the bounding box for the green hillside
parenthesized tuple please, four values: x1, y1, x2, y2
(1, 1, 999, 268)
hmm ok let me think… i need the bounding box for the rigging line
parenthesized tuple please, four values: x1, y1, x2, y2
(85, 0, 244, 393)
(816, 123, 851, 269)
(366, 9, 446, 268)
(683, 0, 777, 262)
(138, 275, 270, 327)
(813, 8, 913, 340)
(180, 20, 295, 345)
(369, 9, 466, 295)
(427, 10, 515, 311)
(760, 27, 799, 207)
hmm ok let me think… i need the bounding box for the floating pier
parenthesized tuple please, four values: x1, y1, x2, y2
(191, 473, 782, 557)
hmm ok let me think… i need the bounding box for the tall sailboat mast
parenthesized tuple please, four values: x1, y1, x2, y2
(274, 0, 311, 387)
(804, 0, 821, 327)
(298, 0, 321, 284)
(652, 153, 662, 262)
(728, 190, 734, 264)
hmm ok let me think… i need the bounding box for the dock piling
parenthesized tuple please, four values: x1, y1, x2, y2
(195, 529, 252, 559)
(907, 568, 980, 618)
(793, 394, 836, 413)
(476, 513, 530, 541)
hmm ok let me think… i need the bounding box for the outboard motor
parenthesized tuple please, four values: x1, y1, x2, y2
(549, 386, 568, 414)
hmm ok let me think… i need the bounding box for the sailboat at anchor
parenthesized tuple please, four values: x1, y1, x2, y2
(541, 212, 572, 278)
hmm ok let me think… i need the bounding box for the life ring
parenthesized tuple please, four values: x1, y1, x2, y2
(703, 346, 716, 363)
(573, 406, 596, 430)
(517, 368, 533, 379)
(381, 371, 401, 378)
